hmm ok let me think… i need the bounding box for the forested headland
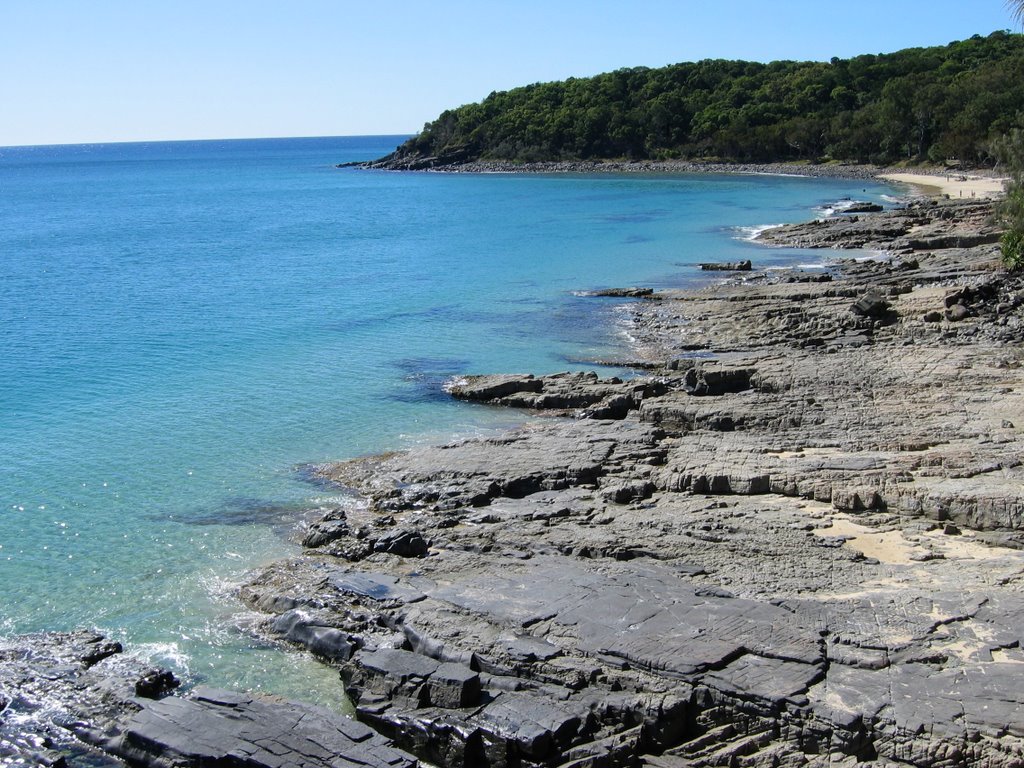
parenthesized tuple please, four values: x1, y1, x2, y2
(373, 31, 1024, 169)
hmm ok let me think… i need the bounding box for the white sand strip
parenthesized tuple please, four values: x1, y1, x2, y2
(878, 172, 1007, 200)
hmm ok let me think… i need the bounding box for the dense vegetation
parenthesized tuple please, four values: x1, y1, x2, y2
(385, 31, 1024, 167)
(996, 129, 1024, 270)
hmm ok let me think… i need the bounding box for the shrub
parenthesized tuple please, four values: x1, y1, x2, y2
(1003, 229, 1024, 272)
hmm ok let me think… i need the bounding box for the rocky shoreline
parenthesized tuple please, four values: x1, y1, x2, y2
(6, 196, 1024, 767)
(352, 156, 890, 180)
(242, 197, 1024, 768)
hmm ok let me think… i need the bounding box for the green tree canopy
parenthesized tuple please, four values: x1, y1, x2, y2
(380, 31, 1024, 168)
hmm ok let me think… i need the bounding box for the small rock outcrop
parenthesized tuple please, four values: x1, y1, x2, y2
(0, 631, 418, 768)
(587, 287, 658, 298)
(700, 259, 752, 271)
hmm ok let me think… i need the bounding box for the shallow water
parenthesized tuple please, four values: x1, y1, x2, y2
(0, 136, 893, 704)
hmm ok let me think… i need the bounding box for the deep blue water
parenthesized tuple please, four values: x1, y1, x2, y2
(0, 136, 894, 705)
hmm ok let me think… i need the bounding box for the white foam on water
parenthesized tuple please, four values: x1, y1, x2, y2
(854, 250, 891, 262)
(131, 641, 192, 676)
(735, 223, 784, 241)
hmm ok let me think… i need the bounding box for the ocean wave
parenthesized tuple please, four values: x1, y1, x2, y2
(130, 640, 192, 676)
(735, 223, 784, 241)
(854, 251, 890, 262)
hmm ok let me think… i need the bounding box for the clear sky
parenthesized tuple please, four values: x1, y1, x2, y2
(1, 0, 1019, 147)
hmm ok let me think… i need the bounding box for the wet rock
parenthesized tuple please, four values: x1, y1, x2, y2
(445, 373, 542, 401)
(374, 529, 429, 557)
(445, 370, 667, 418)
(2, 633, 419, 768)
(700, 259, 752, 271)
(111, 686, 418, 768)
(81, 638, 123, 666)
(134, 668, 180, 699)
(842, 201, 884, 213)
(272, 609, 359, 660)
(588, 287, 656, 298)
(302, 511, 350, 548)
(348, 649, 481, 710)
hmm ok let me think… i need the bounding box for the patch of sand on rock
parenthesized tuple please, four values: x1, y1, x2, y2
(919, 528, 1022, 561)
(813, 516, 917, 564)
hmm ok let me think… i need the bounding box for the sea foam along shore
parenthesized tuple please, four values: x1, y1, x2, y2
(6, 190, 1024, 768)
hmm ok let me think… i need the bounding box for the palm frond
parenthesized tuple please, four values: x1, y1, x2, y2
(1009, 0, 1024, 25)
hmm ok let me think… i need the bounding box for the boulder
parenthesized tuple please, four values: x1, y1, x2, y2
(374, 529, 429, 557)
(850, 290, 891, 318)
(700, 260, 752, 271)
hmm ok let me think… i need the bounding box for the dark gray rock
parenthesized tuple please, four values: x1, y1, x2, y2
(700, 259, 752, 271)
(302, 516, 350, 548)
(272, 609, 358, 660)
(680, 363, 754, 396)
(842, 201, 884, 213)
(851, 290, 891, 318)
(110, 686, 418, 768)
(588, 287, 656, 298)
(1, 632, 417, 768)
(329, 572, 428, 604)
(374, 529, 429, 557)
(346, 649, 481, 711)
(429, 662, 482, 708)
(134, 668, 180, 699)
(237, 194, 1024, 768)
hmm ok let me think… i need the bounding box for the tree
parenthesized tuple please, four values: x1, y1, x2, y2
(374, 32, 1024, 168)
(994, 129, 1024, 271)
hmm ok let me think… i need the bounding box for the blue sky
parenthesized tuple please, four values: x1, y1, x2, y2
(0, 0, 1019, 146)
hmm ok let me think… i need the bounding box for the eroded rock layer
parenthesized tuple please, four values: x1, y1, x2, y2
(6, 197, 1024, 768)
(241, 198, 1024, 768)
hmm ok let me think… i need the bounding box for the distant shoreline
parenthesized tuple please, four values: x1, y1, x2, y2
(351, 157, 1008, 200)
(353, 157, 883, 180)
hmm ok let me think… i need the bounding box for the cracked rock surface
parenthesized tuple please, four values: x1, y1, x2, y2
(238, 198, 1024, 766)
(6, 197, 1024, 768)
(0, 631, 418, 767)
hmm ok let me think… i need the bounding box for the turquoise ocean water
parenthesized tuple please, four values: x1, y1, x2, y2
(0, 136, 894, 706)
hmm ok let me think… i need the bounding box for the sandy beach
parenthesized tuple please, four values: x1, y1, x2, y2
(878, 170, 1008, 199)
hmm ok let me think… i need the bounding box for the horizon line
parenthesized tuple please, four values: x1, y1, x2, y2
(0, 132, 416, 151)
